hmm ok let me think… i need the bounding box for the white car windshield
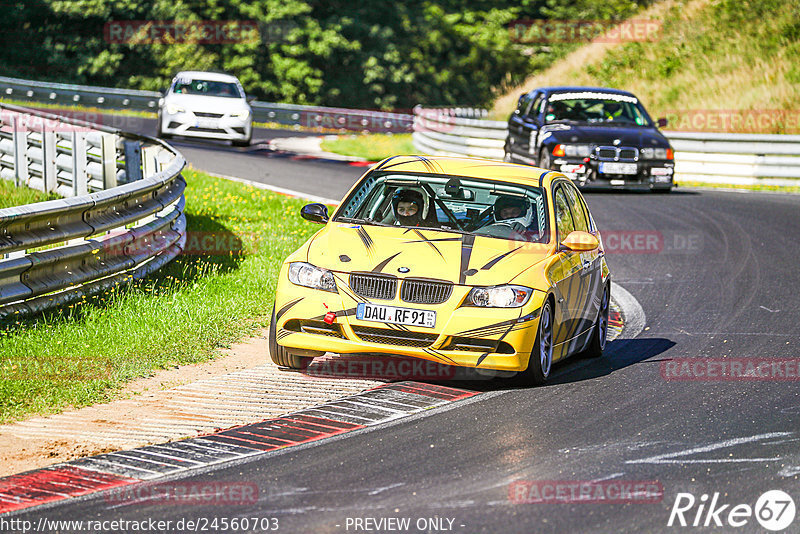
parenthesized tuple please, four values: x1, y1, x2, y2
(545, 96, 650, 126)
(173, 79, 243, 99)
(335, 172, 550, 243)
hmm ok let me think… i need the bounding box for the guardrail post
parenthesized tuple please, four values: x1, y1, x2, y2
(124, 140, 142, 182)
(101, 133, 117, 189)
(141, 145, 157, 178)
(12, 116, 28, 188)
(71, 131, 88, 196)
(42, 127, 57, 193)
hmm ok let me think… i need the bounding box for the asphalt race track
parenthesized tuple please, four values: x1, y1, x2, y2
(10, 114, 800, 532)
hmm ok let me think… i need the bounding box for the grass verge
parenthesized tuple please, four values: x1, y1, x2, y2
(0, 168, 326, 424)
(0, 97, 157, 119)
(677, 181, 800, 194)
(0, 180, 60, 208)
(320, 133, 416, 161)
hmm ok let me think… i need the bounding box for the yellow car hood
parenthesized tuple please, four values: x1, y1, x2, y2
(306, 223, 552, 286)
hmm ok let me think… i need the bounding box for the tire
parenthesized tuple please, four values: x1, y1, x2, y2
(582, 284, 610, 358)
(538, 148, 552, 170)
(232, 123, 253, 147)
(651, 187, 672, 194)
(503, 142, 513, 162)
(519, 299, 554, 385)
(156, 113, 172, 139)
(268, 306, 313, 370)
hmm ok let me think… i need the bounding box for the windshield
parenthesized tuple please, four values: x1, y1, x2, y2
(545, 92, 651, 126)
(172, 78, 243, 98)
(335, 172, 550, 243)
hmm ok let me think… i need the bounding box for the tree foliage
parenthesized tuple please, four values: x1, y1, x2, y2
(0, 0, 652, 109)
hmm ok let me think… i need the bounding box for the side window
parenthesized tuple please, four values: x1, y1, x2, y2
(517, 96, 531, 115)
(553, 186, 575, 240)
(564, 185, 590, 233)
(527, 94, 543, 120)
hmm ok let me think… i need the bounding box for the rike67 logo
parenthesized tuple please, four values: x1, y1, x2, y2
(668, 490, 796, 531)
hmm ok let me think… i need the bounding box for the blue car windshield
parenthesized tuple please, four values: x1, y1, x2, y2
(335, 172, 550, 244)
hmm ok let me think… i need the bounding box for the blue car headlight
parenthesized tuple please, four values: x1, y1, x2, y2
(467, 285, 533, 308)
(288, 262, 337, 293)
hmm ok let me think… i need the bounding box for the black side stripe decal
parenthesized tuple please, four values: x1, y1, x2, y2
(458, 234, 476, 285)
(411, 229, 444, 258)
(355, 226, 374, 256)
(476, 309, 522, 366)
(481, 246, 523, 271)
(372, 252, 402, 273)
(276, 298, 304, 321)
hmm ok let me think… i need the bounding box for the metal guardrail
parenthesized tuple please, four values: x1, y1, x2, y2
(413, 106, 800, 186)
(0, 75, 414, 134)
(0, 102, 186, 320)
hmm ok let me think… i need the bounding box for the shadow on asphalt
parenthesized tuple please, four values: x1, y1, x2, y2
(295, 337, 676, 394)
(419, 336, 676, 392)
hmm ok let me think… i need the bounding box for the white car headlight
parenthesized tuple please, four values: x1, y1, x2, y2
(467, 285, 532, 308)
(640, 147, 673, 159)
(232, 109, 251, 120)
(564, 144, 592, 157)
(165, 104, 185, 115)
(288, 262, 337, 293)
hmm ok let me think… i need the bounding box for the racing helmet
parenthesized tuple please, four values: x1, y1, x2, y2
(493, 195, 533, 229)
(392, 188, 425, 226)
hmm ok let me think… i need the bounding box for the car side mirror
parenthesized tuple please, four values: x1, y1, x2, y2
(247, 96, 257, 104)
(657, 117, 668, 128)
(559, 231, 599, 252)
(301, 203, 329, 224)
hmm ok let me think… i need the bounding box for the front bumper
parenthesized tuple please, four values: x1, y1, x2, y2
(159, 109, 252, 141)
(273, 268, 546, 373)
(553, 158, 674, 190)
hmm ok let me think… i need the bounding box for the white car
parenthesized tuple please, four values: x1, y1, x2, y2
(158, 71, 253, 146)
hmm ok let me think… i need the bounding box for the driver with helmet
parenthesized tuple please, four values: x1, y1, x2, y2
(392, 188, 425, 227)
(492, 195, 538, 238)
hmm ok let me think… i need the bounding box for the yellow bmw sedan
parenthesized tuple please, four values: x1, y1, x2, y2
(269, 156, 611, 385)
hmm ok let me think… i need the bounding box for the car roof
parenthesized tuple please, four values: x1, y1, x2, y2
(173, 71, 241, 83)
(529, 86, 637, 98)
(371, 155, 559, 189)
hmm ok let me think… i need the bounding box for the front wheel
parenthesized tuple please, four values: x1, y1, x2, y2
(519, 299, 554, 385)
(268, 306, 313, 369)
(582, 284, 610, 358)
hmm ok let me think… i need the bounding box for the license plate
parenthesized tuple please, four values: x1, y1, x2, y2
(356, 303, 436, 328)
(196, 118, 219, 129)
(600, 162, 638, 175)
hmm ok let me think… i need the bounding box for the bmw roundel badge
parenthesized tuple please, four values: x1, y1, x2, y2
(398, 267, 410, 273)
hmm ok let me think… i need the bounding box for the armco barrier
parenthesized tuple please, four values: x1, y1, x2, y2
(0, 75, 414, 134)
(413, 106, 800, 186)
(0, 102, 186, 319)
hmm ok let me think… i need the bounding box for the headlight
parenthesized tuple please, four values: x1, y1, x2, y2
(564, 144, 592, 157)
(165, 104, 185, 115)
(232, 109, 251, 120)
(640, 147, 674, 160)
(467, 285, 532, 308)
(288, 262, 337, 293)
